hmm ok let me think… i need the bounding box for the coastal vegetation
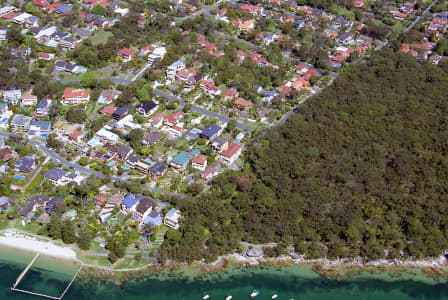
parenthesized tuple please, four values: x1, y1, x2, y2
(160, 50, 448, 263)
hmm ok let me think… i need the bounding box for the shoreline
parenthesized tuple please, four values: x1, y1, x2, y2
(0, 229, 447, 284)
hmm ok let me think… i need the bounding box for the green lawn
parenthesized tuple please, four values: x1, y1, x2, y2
(77, 253, 110, 267)
(112, 256, 150, 270)
(90, 30, 113, 45)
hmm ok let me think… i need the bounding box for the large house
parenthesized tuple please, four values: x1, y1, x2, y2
(164, 208, 181, 229)
(21, 91, 38, 106)
(28, 120, 51, 138)
(136, 100, 157, 117)
(170, 149, 200, 171)
(3, 90, 21, 105)
(121, 194, 144, 214)
(118, 48, 135, 62)
(10, 114, 32, 132)
(133, 197, 157, 222)
(220, 143, 241, 165)
(199, 124, 222, 140)
(62, 88, 90, 105)
(43, 168, 68, 185)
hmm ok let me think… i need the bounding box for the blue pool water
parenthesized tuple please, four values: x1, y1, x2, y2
(0, 118, 8, 124)
(145, 158, 153, 164)
(107, 161, 114, 167)
(1, 205, 10, 211)
(13, 175, 24, 180)
(29, 213, 35, 219)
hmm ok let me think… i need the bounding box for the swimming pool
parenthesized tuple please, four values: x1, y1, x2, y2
(145, 158, 153, 164)
(107, 161, 114, 167)
(0, 118, 8, 124)
(1, 205, 10, 211)
(29, 213, 35, 219)
(13, 175, 24, 180)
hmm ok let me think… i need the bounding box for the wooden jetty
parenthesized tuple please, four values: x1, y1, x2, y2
(11, 253, 83, 300)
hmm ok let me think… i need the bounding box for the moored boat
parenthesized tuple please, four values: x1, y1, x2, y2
(203, 295, 210, 299)
(250, 290, 260, 298)
(226, 296, 232, 300)
(272, 295, 278, 299)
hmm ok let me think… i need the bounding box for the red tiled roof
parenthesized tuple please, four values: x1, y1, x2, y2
(2, 12, 16, 20)
(118, 48, 135, 58)
(166, 111, 183, 124)
(192, 154, 207, 165)
(64, 87, 90, 99)
(220, 143, 241, 158)
(69, 130, 84, 140)
(100, 103, 116, 116)
(234, 97, 253, 110)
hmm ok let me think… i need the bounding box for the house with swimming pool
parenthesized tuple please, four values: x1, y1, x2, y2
(28, 120, 51, 138)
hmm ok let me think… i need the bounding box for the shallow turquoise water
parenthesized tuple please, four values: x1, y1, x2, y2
(1, 247, 448, 300)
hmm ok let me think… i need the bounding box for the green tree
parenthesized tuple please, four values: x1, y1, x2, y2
(79, 156, 89, 166)
(48, 214, 63, 240)
(62, 220, 76, 244)
(77, 226, 93, 250)
(80, 72, 97, 88)
(92, 5, 106, 15)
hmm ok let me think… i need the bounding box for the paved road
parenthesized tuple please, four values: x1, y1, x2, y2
(0, 131, 182, 198)
(153, 89, 254, 132)
(405, 0, 439, 33)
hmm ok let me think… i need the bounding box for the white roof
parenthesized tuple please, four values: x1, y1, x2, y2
(35, 26, 57, 40)
(14, 12, 32, 23)
(153, 47, 166, 56)
(115, 114, 133, 128)
(95, 128, 119, 142)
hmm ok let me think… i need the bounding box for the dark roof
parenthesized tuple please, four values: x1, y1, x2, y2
(127, 152, 142, 164)
(137, 100, 157, 114)
(149, 162, 167, 174)
(20, 201, 35, 216)
(135, 197, 157, 214)
(108, 144, 132, 157)
(200, 124, 221, 139)
(113, 104, 133, 119)
(30, 194, 51, 205)
(212, 136, 227, 147)
(44, 168, 66, 181)
(46, 197, 64, 214)
(15, 156, 35, 172)
(142, 132, 163, 146)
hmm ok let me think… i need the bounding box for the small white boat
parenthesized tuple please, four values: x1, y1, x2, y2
(226, 296, 232, 300)
(202, 295, 210, 300)
(251, 290, 260, 298)
(272, 295, 278, 299)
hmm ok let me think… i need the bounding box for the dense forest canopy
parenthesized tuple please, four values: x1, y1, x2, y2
(160, 50, 448, 263)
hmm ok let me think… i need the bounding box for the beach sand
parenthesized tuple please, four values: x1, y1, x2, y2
(0, 235, 77, 260)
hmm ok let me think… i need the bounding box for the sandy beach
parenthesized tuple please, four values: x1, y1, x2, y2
(0, 230, 77, 260)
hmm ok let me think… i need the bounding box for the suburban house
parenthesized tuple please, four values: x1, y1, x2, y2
(221, 88, 239, 100)
(0, 147, 17, 162)
(135, 158, 153, 174)
(3, 90, 21, 105)
(10, 114, 32, 132)
(126, 152, 142, 169)
(28, 120, 51, 138)
(46, 197, 64, 215)
(136, 100, 157, 117)
(112, 104, 133, 120)
(95, 126, 119, 144)
(133, 197, 157, 222)
(164, 208, 181, 229)
(62, 88, 90, 105)
(118, 48, 135, 62)
(148, 162, 167, 179)
(199, 124, 222, 140)
(21, 91, 38, 106)
(337, 32, 355, 45)
(54, 60, 84, 73)
(234, 97, 253, 110)
(167, 125, 185, 137)
(164, 111, 183, 127)
(14, 155, 35, 173)
(98, 90, 121, 104)
(220, 143, 242, 165)
(142, 210, 163, 228)
(166, 59, 185, 80)
(211, 136, 229, 152)
(43, 168, 68, 185)
(38, 52, 55, 61)
(108, 144, 133, 161)
(121, 194, 144, 214)
(100, 103, 116, 117)
(201, 164, 222, 181)
(148, 112, 165, 128)
(170, 149, 200, 171)
(191, 154, 207, 171)
(141, 132, 163, 146)
(35, 99, 52, 117)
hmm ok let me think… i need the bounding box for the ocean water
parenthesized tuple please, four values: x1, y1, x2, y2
(0, 247, 448, 300)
